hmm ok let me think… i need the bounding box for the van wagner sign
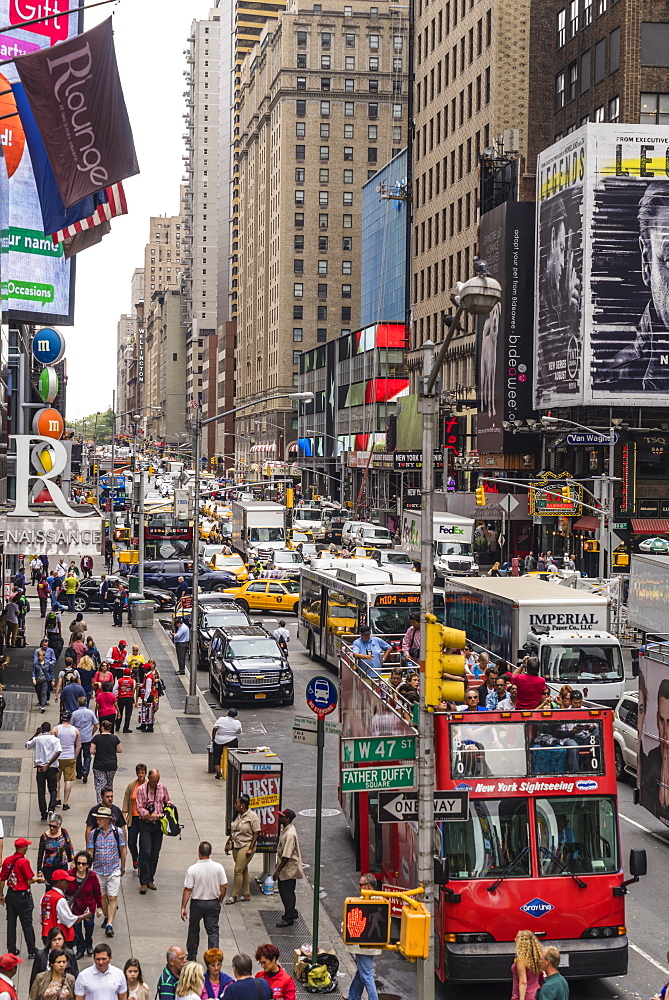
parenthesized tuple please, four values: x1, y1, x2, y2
(0, 517, 104, 555)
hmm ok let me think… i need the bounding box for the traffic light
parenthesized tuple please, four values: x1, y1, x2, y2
(475, 483, 486, 506)
(583, 539, 599, 552)
(343, 898, 391, 947)
(424, 614, 466, 709)
(92, 465, 98, 475)
(285, 488, 294, 509)
(561, 484, 571, 501)
(399, 903, 431, 960)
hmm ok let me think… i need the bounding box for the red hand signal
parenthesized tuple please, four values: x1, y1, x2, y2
(347, 906, 367, 938)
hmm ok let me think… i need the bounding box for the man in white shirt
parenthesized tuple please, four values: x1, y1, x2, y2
(0, 951, 22, 1000)
(181, 841, 227, 961)
(210, 709, 242, 780)
(74, 943, 127, 1000)
(56, 559, 67, 579)
(26, 721, 62, 821)
(272, 621, 290, 657)
(52, 714, 81, 811)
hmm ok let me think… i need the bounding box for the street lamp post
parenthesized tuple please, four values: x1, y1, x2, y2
(132, 415, 145, 598)
(541, 416, 619, 578)
(417, 268, 501, 1000)
(184, 391, 314, 715)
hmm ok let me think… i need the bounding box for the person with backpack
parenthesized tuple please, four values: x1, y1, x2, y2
(46, 608, 64, 664)
(136, 769, 172, 894)
(37, 577, 51, 619)
(90, 720, 122, 802)
(15, 589, 30, 637)
(37, 817, 74, 888)
(60, 675, 86, 718)
(86, 806, 127, 939)
(33, 642, 56, 712)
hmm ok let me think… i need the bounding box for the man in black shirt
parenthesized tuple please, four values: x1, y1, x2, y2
(85, 786, 126, 843)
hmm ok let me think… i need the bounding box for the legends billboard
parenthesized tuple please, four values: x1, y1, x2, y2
(535, 123, 669, 407)
(478, 200, 536, 452)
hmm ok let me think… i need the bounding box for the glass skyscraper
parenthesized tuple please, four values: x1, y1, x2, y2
(360, 148, 407, 328)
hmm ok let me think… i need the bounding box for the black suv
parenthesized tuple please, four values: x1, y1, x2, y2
(167, 594, 251, 668)
(122, 559, 236, 592)
(73, 576, 175, 614)
(208, 625, 293, 706)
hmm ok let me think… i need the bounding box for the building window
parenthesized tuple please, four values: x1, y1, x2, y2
(296, 122, 306, 137)
(341, 284, 352, 298)
(319, 213, 329, 228)
(569, 0, 578, 36)
(392, 103, 402, 119)
(296, 99, 306, 115)
(568, 61, 578, 101)
(344, 146, 354, 160)
(594, 38, 605, 83)
(342, 260, 352, 274)
(368, 103, 378, 118)
(344, 5, 352, 14)
(294, 234, 304, 249)
(297, 52, 307, 68)
(346, 32, 356, 47)
(368, 125, 378, 140)
(319, 191, 329, 206)
(321, 54, 330, 69)
(345, 102, 355, 117)
(293, 328, 303, 341)
(369, 56, 379, 70)
(343, 168, 353, 183)
(295, 167, 305, 182)
(342, 306, 351, 320)
(345, 55, 355, 70)
(318, 260, 328, 274)
(597, 0, 606, 13)
(321, 100, 330, 115)
(320, 122, 330, 137)
(316, 330, 327, 343)
(367, 148, 377, 163)
(557, 8, 566, 47)
(581, 49, 591, 92)
(294, 259, 304, 273)
(609, 26, 620, 72)
(641, 23, 669, 65)
(344, 125, 354, 141)
(345, 79, 355, 92)
(321, 32, 331, 48)
(608, 95, 620, 122)
(392, 125, 402, 143)
(297, 30, 307, 45)
(318, 305, 328, 319)
(343, 236, 352, 250)
(294, 284, 303, 298)
(593, 104, 605, 121)
(393, 34, 403, 51)
(368, 79, 379, 93)
(343, 191, 353, 206)
(319, 168, 330, 182)
(295, 212, 305, 227)
(343, 214, 352, 228)
(318, 284, 328, 298)
(640, 92, 669, 125)
(367, 169, 377, 179)
(320, 146, 329, 160)
(295, 190, 305, 204)
(321, 77, 331, 90)
(583, 0, 592, 26)
(297, 76, 306, 90)
(369, 33, 379, 50)
(555, 70, 565, 109)
(293, 350, 302, 364)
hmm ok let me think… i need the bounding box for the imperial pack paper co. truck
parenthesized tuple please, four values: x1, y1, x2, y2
(442, 576, 624, 705)
(231, 501, 286, 561)
(401, 510, 477, 576)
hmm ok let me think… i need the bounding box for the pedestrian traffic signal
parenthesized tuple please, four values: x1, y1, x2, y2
(343, 898, 391, 946)
(583, 539, 599, 552)
(399, 903, 431, 960)
(424, 614, 466, 709)
(475, 483, 486, 506)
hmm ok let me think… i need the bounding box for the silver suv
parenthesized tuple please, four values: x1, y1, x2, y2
(613, 690, 638, 782)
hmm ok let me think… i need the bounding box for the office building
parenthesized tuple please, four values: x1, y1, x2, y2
(115, 268, 145, 434)
(360, 147, 407, 327)
(235, 0, 408, 466)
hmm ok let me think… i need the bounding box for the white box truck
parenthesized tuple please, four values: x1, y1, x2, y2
(401, 510, 477, 576)
(442, 576, 624, 705)
(231, 501, 286, 561)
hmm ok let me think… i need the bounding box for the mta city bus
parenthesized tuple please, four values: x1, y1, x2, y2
(339, 653, 646, 983)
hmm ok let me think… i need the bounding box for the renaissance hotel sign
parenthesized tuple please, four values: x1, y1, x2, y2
(0, 518, 103, 555)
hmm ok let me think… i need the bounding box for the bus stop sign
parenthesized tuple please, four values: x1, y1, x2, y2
(306, 676, 338, 718)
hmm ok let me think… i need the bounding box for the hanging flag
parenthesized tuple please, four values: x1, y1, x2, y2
(14, 17, 139, 209)
(51, 182, 127, 246)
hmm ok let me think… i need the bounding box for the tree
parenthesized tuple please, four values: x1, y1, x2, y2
(67, 408, 115, 444)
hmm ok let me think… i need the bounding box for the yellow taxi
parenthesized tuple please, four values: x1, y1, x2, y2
(350, 545, 376, 559)
(209, 552, 249, 583)
(223, 578, 300, 614)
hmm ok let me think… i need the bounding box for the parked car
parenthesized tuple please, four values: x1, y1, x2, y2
(613, 690, 638, 782)
(223, 578, 300, 614)
(72, 576, 175, 614)
(121, 559, 236, 592)
(208, 625, 293, 706)
(370, 548, 415, 569)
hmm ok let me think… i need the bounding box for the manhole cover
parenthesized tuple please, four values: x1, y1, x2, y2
(299, 808, 340, 818)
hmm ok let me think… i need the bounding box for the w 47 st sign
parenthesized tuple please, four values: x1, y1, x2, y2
(341, 736, 415, 764)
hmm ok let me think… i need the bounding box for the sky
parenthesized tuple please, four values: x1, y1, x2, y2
(65, 0, 213, 418)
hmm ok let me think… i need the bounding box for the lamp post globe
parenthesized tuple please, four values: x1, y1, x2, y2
(458, 274, 502, 315)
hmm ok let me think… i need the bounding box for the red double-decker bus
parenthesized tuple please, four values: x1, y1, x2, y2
(339, 653, 646, 984)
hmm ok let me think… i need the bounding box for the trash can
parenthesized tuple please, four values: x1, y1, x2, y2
(131, 600, 154, 629)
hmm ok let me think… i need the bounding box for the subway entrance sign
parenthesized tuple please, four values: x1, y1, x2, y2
(341, 736, 416, 764)
(341, 764, 415, 792)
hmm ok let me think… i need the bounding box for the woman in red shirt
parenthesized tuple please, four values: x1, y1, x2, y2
(92, 663, 114, 692)
(255, 944, 296, 1000)
(66, 852, 101, 959)
(94, 683, 117, 727)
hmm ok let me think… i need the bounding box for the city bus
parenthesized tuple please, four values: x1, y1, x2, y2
(299, 563, 444, 667)
(339, 656, 646, 983)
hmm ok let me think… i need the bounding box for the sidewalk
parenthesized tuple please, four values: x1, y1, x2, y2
(3, 604, 354, 995)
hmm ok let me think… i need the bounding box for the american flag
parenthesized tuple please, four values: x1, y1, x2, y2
(51, 183, 128, 245)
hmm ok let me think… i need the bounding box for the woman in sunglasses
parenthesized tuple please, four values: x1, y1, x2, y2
(65, 851, 102, 959)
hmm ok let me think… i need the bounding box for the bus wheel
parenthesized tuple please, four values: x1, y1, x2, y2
(614, 744, 627, 783)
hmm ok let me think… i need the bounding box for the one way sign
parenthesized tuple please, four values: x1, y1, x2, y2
(377, 790, 469, 823)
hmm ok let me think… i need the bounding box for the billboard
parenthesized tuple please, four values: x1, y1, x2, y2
(478, 201, 536, 452)
(535, 123, 669, 407)
(0, 0, 81, 325)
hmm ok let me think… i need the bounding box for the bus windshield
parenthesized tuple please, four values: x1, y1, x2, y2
(296, 509, 322, 522)
(541, 643, 624, 684)
(440, 799, 531, 880)
(370, 604, 421, 635)
(536, 796, 618, 875)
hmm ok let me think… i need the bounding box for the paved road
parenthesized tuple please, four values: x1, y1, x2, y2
(209, 609, 669, 1000)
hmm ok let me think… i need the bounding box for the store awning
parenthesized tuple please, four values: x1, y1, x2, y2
(631, 518, 669, 533)
(573, 516, 600, 531)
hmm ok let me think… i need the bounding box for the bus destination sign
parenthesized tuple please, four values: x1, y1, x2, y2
(375, 593, 419, 607)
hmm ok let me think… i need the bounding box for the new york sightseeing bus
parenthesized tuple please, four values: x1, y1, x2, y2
(339, 652, 646, 983)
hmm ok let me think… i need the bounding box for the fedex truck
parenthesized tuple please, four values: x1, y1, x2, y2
(401, 510, 477, 576)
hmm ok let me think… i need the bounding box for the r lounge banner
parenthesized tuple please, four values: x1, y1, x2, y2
(15, 17, 139, 209)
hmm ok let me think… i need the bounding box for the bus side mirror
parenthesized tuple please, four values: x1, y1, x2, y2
(434, 856, 449, 885)
(631, 649, 640, 678)
(629, 848, 647, 878)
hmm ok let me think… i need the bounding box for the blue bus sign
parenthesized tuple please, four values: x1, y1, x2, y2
(306, 676, 338, 718)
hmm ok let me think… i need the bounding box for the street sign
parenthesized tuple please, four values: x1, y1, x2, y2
(293, 715, 342, 735)
(174, 488, 190, 520)
(292, 727, 318, 746)
(341, 736, 416, 764)
(341, 765, 415, 793)
(498, 494, 519, 515)
(377, 790, 469, 823)
(306, 676, 338, 718)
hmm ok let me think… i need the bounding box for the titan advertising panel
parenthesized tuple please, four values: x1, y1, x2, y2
(535, 123, 669, 406)
(0, 0, 82, 325)
(478, 201, 536, 452)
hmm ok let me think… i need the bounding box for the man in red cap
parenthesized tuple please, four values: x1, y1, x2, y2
(40, 869, 91, 945)
(106, 640, 128, 681)
(0, 952, 22, 1000)
(0, 837, 44, 957)
(114, 668, 136, 734)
